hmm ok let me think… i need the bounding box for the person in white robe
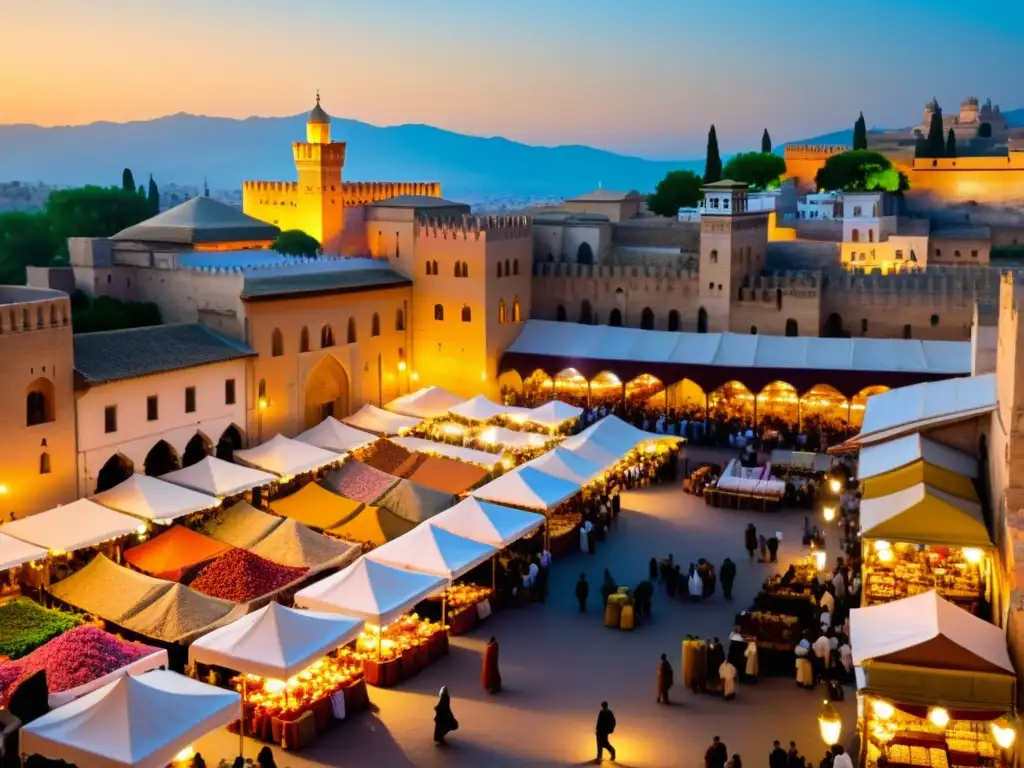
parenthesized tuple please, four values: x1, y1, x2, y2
(719, 660, 738, 700)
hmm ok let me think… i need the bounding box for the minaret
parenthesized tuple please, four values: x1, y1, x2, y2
(293, 92, 346, 254)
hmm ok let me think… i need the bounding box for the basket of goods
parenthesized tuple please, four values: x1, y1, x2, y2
(682, 636, 706, 690)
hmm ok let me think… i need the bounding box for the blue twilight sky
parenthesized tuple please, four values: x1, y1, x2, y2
(1, 0, 1022, 158)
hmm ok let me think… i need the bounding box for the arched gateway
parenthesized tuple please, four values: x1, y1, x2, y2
(304, 354, 351, 430)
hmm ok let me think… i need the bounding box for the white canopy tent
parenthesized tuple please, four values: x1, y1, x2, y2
(367, 524, 497, 580)
(93, 474, 220, 523)
(559, 431, 624, 472)
(386, 386, 466, 419)
(858, 433, 979, 481)
(21, 670, 240, 768)
(343, 403, 423, 435)
(2, 499, 142, 552)
(233, 433, 342, 477)
(428, 497, 545, 548)
(160, 456, 277, 497)
(294, 557, 445, 626)
(477, 425, 552, 451)
(295, 416, 377, 453)
(188, 601, 364, 680)
(472, 465, 580, 511)
(527, 400, 583, 428)
(449, 394, 511, 422)
(390, 436, 501, 467)
(527, 447, 602, 485)
(0, 532, 47, 571)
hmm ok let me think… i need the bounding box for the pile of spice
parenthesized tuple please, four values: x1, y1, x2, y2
(190, 548, 308, 603)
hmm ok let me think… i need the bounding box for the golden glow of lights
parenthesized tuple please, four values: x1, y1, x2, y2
(411, 372, 420, 382)
(264, 679, 287, 694)
(877, 547, 893, 563)
(442, 423, 464, 436)
(645, 444, 657, 454)
(818, 700, 842, 745)
(173, 747, 195, 764)
(398, 360, 407, 372)
(823, 506, 836, 522)
(991, 720, 1017, 749)
(830, 479, 842, 493)
(479, 428, 497, 445)
(873, 540, 891, 552)
(871, 699, 895, 720)
(508, 413, 527, 424)
(258, 397, 268, 410)
(0, 483, 8, 495)
(501, 457, 513, 469)
(480, 372, 488, 381)
(135, 524, 148, 535)
(814, 550, 827, 571)
(963, 547, 984, 564)
(927, 707, 950, 728)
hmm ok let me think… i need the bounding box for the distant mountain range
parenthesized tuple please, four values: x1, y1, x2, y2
(1, 109, 1021, 203)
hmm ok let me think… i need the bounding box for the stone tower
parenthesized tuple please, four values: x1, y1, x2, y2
(697, 180, 769, 333)
(292, 93, 347, 254)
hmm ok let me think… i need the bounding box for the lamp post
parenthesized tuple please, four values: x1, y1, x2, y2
(818, 700, 842, 746)
(257, 397, 268, 443)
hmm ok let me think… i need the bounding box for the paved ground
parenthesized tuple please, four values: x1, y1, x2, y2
(196, 477, 855, 767)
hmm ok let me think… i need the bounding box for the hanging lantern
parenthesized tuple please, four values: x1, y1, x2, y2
(871, 699, 895, 720)
(963, 548, 984, 565)
(823, 506, 836, 522)
(830, 479, 842, 493)
(991, 719, 1017, 749)
(873, 540, 891, 552)
(818, 700, 842, 745)
(928, 707, 950, 728)
(878, 548, 894, 563)
(814, 550, 827, 571)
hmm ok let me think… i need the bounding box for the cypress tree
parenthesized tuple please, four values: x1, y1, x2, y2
(137, 184, 145, 197)
(761, 129, 772, 154)
(914, 135, 928, 159)
(704, 125, 722, 184)
(147, 175, 160, 215)
(946, 128, 957, 158)
(853, 112, 868, 150)
(926, 109, 945, 158)
(121, 168, 135, 193)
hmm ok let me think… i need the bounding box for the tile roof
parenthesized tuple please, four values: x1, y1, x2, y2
(241, 269, 411, 300)
(74, 323, 255, 386)
(372, 195, 467, 209)
(111, 197, 280, 245)
(566, 189, 643, 202)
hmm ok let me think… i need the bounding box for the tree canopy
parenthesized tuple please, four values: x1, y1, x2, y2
(946, 128, 957, 159)
(761, 129, 772, 154)
(853, 113, 868, 150)
(70, 291, 162, 334)
(722, 152, 786, 191)
(815, 150, 909, 193)
(703, 125, 722, 184)
(925, 110, 946, 158)
(0, 212, 62, 285)
(646, 170, 703, 218)
(272, 229, 322, 257)
(977, 122, 992, 139)
(147, 175, 160, 215)
(122, 168, 136, 193)
(45, 186, 154, 245)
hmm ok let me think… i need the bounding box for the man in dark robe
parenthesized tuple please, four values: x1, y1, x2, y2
(481, 637, 501, 693)
(594, 701, 616, 763)
(656, 653, 673, 704)
(770, 741, 788, 768)
(705, 736, 728, 768)
(575, 573, 589, 613)
(720, 558, 737, 601)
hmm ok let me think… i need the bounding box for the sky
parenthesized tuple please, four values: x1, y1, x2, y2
(2, 0, 1022, 158)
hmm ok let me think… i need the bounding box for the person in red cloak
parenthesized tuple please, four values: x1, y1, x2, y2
(482, 636, 502, 693)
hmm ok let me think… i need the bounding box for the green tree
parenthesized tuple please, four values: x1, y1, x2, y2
(815, 150, 909, 193)
(147, 175, 160, 215)
(914, 134, 929, 159)
(703, 125, 722, 184)
(977, 122, 992, 139)
(853, 112, 868, 150)
(946, 128, 957, 158)
(645, 170, 703, 217)
(926, 110, 945, 158)
(121, 168, 136, 193)
(0, 212, 61, 284)
(45, 186, 154, 247)
(70, 291, 161, 334)
(722, 152, 787, 191)
(761, 129, 772, 154)
(137, 184, 145, 197)
(272, 229, 323, 257)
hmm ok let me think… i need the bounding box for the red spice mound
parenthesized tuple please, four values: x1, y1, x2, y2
(190, 548, 308, 602)
(0, 625, 160, 704)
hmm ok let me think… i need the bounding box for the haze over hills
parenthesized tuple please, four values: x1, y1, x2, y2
(0, 109, 1021, 205)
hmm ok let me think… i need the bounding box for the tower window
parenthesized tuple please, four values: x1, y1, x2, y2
(498, 300, 507, 324)
(434, 304, 444, 321)
(271, 328, 284, 357)
(39, 452, 51, 475)
(512, 298, 522, 322)
(105, 405, 118, 434)
(225, 378, 236, 405)
(709, 250, 718, 264)
(497, 262, 503, 278)
(461, 306, 472, 322)
(185, 386, 196, 414)
(347, 318, 357, 344)
(371, 313, 380, 337)
(147, 395, 158, 422)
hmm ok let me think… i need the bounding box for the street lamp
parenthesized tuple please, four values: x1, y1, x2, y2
(829, 478, 842, 494)
(991, 719, 1016, 749)
(257, 397, 268, 442)
(823, 505, 836, 522)
(818, 700, 842, 746)
(0, 483, 7, 496)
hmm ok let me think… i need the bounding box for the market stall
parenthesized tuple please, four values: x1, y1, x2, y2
(859, 434, 979, 501)
(526, 447, 602, 486)
(472, 465, 580, 512)
(449, 394, 514, 423)
(249, 518, 360, 574)
(161, 456, 277, 499)
(189, 548, 309, 607)
(119, 583, 243, 645)
(386, 386, 466, 419)
(123, 525, 233, 581)
(269, 482, 364, 530)
(206, 500, 284, 549)
(390, 436, 502, 468)
(325, 506, 416, 550)
(407, 456, 490, 495)
(188, 602, 367, 750)
(48, 554, 174, 624)
(860, 483, 994, 614)
(2, 498, 142, 555)
(93, 473, 220, 526)
(323, 460, 400, 504)
(234, 433, 343, 478)
(0, 533, 47, 599)
(376, 478, 454, 525)
(852, 591, 1018, 768)
(706, 458, 787, 511)
(295, 416, 377, 454)
(429, 497, 546, 549)
(527, 400, 583, 431)
(343, 404, 423, 436)
(21, 669, 240, 768)
(475, 425, 554, 453)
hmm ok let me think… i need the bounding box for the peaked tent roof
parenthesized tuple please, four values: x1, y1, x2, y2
(206, 500, 283, 549)
(269, 482, 363, 530)
(861, 461, 978, 502)
(325, 506, 416, 548)
(0, 532, 48, 571)
(859, 433, 979, 480)
(376, 478, 454, 525)
(121, 583, 243, 645)
(50, 555, 174, 624)
(367, 524, 497, 580)
(250, 518, 360, 572)
(189, 602, 364, 680)
(472, 465, 580, 511)
(527, 446, 602, 485)
(527, 400, 583, 428)
(449, 395, 511, 422)
(428, 497, 545, 548)
(859, 482, 992, 547)
(233, 433, 342, 477)
(390, 436, 501, 467)
(385, 386, 467, 419)
(295, 416, 377, 453)
(160, 455, 276, 497)
(123, 525, 233, 581)
(323, 461, 400, 504)
(294, 556, 445, 625)
(343, 403, 423, 435)
(21, 669, 240, 768)
(477, 425, 553, 451)
(2, 499, 142, 552)
(93, 473, 220, 523)
(851, 590, 1013, 674)
(110, 195, 280, 245)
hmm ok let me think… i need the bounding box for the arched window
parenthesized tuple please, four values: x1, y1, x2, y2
(903, 324, 912, 339)
(347, 317, 357, 344)
(512, 259, 519, 275)
(577, 242, 594, 265)
(640, 307, 654, 330)
(852, 229, 860, 242)
(935, 249, 942, 258)
(271, 328, 284, 357)
(39, 452, 51, 475)
(497, 262, 504, 278)
(258, 379, 267, 399)
(930, 314, 939, 326)
(461, 306, 472, 322)
(910, 250, 918, 262)
(697, 307, 708, 334)
(396, 308, 405, 331)
(434, 304, 445, 321)
(26, 378, 54, 426)
(668, 310, 680, 332)
(300, 326, 310, 353)
(955, 250, 962, 259)
(395, 232, 400, 259)
(868, 229, 874, 243)
(321, 324, 335, 348)
(49, 305, 57, 327)
(785, 319, 798, 337)
(425, 261, 432, 276)
(504, 259, 510, 277)
(454, 261, 462, 277)
(750, 325, 758, 334)
(512, 298, 521, 322)
(431, 260, 438, 275)
(709, 249, 718, 264)
(460, 262, 469, 278)
(498, 300, 507, 324)
(609, 308, 623, 327)
(556, 305, 567, 322)
(371, 313, 380, 337)
(580, 300, 593, 325)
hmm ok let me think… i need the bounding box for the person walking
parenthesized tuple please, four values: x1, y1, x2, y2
(830, 745, 853, 768)
(720, 557, 737, 601)
(656, 653, 673, 704)
(770, 741, 788, 768)
(433, 686, 458, 745)
(728, 755, 744, 768)
(594, 701, 616, 763)
(788, 742, 805, 768)
(576, 573, 589, 613)
(481, 636, 501, 694)
(767, 535, 780, 563)
(705, 736, 728, 768)
(745, 523, 758, 562)
(649, 557, 659, 582)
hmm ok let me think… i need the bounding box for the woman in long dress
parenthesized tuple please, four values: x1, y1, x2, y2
(744, 639, 760, 683)
(481, 637, 502, 694)
(433, 686, 458, 745)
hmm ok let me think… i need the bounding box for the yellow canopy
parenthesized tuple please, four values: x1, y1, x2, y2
(861, 461, 978, 502)
(859, 482, 993, 548)
(269, 483, 363, 530)
(326, 506, 415, 548)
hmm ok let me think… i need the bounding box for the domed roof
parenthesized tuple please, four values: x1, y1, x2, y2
(308, 91, 329, 125)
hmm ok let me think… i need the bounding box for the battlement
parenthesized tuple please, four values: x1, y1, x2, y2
(736, 272, 821, 303)
(823, 265, 1001, 299)
(532, 262, 700, 281)
(0, 289, 70, 334)
(292, 141, 347, 164)
(784, 145, 851, 160)
(242, 181, 299, 194)
(416, 214, 532, 242)
(343, 181, 442, 206)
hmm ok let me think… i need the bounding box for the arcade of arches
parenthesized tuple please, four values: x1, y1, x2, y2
(304, 354, 351, 430)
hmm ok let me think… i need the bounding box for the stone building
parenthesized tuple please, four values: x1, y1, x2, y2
(920, 97, 1008, 140)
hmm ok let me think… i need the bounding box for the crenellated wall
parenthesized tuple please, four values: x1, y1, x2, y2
(343, 181, 442, 206)
(783, 145, 851, 190)
(903, 152, 1024, 205)
(415, 214, 532, 242)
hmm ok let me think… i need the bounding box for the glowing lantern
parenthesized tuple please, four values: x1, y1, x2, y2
(0, 483, 8, 495)
(411, 372, 420, 382)
(823, 506, 836, 522)
(877, 548, 894, 563)
(830, 479, 842, 493)
(814, 550, 827, 571)
(501, 458, 513, 470)
(398, 360, 407, 372)
(928, 707, 950, 728)
(442, 424, 464, 436)
(135, 523, 148, 536)
(173, 746, 195, 764)
(264, 679, 287, 694)
(873, 540, 891, 552)
(872, 699, 895, 720)
(963, 548, 984, 565)
(258, 397, 268, 410)
(818, 700, 842, 745)
(991, 719, 1017, 749)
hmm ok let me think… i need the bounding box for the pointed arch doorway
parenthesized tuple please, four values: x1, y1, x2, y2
(304, 354, 351, 430)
